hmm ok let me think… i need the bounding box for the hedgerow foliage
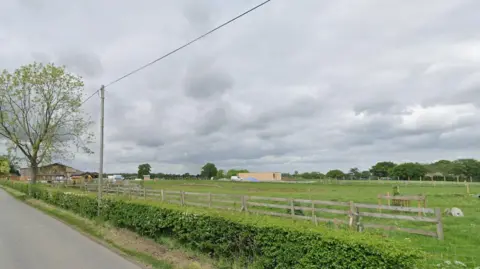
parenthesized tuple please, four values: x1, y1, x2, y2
(1, 181, 423, 269)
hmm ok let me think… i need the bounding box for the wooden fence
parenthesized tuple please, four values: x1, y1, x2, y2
(64, 183, 444, 240)
(377, 194, 427, 215)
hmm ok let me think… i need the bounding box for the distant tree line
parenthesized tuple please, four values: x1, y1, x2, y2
(117, 172, 202, 180)
(103, 158, 480, 182)
(105, 163, 251, 180)
(312, 159, 480, 182)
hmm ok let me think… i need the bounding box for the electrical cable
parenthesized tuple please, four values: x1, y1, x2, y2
(80, 89, 100, 105)
(103, 0, 272, 88)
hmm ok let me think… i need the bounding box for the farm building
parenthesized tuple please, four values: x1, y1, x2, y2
(237, 172, 282, 181)
(71, 172, 98, 184)
(19, 163, 83, 182)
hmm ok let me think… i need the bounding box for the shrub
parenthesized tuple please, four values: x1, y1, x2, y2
(1, 180, 424, 268)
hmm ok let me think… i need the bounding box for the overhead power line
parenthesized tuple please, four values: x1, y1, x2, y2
(81, 90, 100, 105)
(104, 0, 272, 88)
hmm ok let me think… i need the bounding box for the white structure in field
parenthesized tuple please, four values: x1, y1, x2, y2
(231, 176, 242, 181)
(107, 175, 124, 183)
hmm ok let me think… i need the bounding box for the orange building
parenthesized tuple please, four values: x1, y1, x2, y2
(238, 172, 282, 181)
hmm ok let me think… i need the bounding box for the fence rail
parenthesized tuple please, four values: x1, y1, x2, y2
(58, 183, 445, 240)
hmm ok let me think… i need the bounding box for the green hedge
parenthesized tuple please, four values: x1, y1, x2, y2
(1, 181, 424, 268)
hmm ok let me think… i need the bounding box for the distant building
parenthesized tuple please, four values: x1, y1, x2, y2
(72, 172, 99, 178)
(19, 163, 83, 182)
(71, 172, 98, 184)
(107, 175, 125, 183)
(237, 172, 282, 181)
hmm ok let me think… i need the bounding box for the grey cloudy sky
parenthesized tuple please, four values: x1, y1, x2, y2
(1, 0, 480, 174)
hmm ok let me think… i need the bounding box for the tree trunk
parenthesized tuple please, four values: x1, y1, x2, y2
(31, 161, 38, 184)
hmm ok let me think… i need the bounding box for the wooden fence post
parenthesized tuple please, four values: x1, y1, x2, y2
(417, 200, 421, 217)
(311, 201, 317, 225)
(143, 187, 146, 199)
(290, 199, 295, 217)
(355, 207, 362, 232)
(466, 182, 470, 194)
(349, 201, 355, 228)
(208, 192, 212, 208)
(456, 176, 459, 184)
(435, 208, 444, 240)
(180, 191, 185, 206)
(241, 196, 248, 212)
(161, 189, 164, 202)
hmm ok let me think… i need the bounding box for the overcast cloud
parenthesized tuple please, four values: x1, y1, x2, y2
(1, 0, 480, 174)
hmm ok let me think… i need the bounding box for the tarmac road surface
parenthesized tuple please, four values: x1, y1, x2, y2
(0, 189, 142, 269)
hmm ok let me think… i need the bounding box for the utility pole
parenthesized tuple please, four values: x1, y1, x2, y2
(98, 85, 105, 216)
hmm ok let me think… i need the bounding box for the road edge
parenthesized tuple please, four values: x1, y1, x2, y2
(0, 186, 155, 269)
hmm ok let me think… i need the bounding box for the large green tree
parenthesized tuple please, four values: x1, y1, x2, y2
(370, 161, 396, 178)
(201, 163, 218, 179)
(426, 160, 454, 175)
(451, 159, 480, 178)
(0, 63, 93, 183)
(0, 154, 19, 175)
(216, 169, 225, 179)
(348, 167, 360, 179)
(390, 162, 427, 180)
(326, 169, 345, 179)
(137, 163, 151, 178)
(0, 156, 9, 175)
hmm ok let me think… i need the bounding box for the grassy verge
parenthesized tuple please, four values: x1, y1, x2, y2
(1, 185, 215, 269)
(0, 185, 27, 200)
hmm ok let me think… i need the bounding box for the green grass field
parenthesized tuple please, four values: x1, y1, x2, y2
(141, 180, 480, 268)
